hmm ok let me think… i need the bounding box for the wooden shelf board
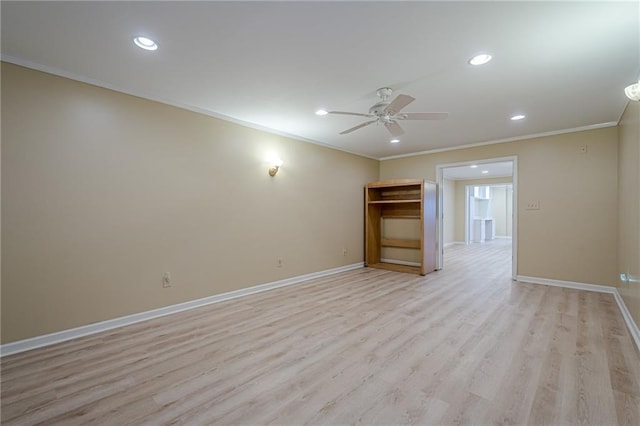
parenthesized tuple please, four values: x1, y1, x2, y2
(368, 200, 421, 204)
(366, 262, 423, 275)
(366, 179, 423, 188)
(381, 238, 421, 249)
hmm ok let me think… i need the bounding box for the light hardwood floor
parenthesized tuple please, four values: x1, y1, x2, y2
(2, 240, 639, 425)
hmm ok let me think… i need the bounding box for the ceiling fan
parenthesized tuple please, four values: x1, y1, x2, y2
(327, 87, 448, 137)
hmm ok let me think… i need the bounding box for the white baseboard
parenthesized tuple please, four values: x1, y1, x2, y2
(1, 262, 364, 357)
(443, 241, 465, 247)
(516, 275, 640, 352)
(613, 291, 640, 353)
(516, 275, 617, 294)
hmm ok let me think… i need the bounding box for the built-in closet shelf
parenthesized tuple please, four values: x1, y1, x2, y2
(381, 238, 421, 249)
(365, 179, 437, 276)
(368, 200, 421, 204)
(380, 211, 421, 220)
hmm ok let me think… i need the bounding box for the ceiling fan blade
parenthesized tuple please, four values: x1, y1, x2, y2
(384, 94, 415, 115)
(340, 120, 378, 135)
(398, 112, 449, 120)
(384, 121, 405, 137)
(329, 111, 373, 118)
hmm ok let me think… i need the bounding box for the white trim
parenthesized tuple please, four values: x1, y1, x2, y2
(435, 156, 519, 171)
(516, 275, 617, 293)
(379, 122, 618, 161)
(613, 291, 640, 352)
(465, 185, 471, 245)
(380, 258, 421, 267)
(516, 275, 640, 351)
(436, 166, 444, 269)
(448, 173, 512, 182)
(1, 55, 377, 161)
(0, 262, 364, 357)
(512, 160, 518, 280)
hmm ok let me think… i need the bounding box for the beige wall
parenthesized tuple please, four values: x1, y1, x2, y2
(492, 185, 513, 237)
(443, 178, 456, 244)
(453, 177, 512, 242)
(1, 61, 632, 344)
(617, 100, 640, 327)
(1, 63, 379, 343)
(381, 127, 619, 286)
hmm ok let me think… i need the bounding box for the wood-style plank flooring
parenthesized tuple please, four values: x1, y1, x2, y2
(2, 240, 640, 425)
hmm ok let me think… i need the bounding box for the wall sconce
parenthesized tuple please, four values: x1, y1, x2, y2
(268, 158, 283, 176)
(625, 80, 640, 101)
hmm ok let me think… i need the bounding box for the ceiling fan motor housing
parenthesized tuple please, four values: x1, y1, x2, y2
(370, 87, 394, 117)
(369, 102, 391, 117)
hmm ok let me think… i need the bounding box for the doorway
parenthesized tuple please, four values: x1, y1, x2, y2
(435, 157, 517, 279)
(465, 184, 513, 244)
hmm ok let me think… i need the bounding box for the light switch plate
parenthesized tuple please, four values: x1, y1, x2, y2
(526, 201, 540, 210)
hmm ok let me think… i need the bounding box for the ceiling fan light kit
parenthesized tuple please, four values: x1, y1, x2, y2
(326, 87, 449, 138)
(625, 81, 640, 101)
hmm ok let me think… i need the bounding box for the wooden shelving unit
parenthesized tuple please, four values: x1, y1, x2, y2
(365, 179, 437, 275)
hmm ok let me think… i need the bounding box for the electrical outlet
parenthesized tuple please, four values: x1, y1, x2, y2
(526, 201, 540, 210)
(342, 248, 348, 256)
(276, 257, 283, 268)
(162, 272, 172, 288)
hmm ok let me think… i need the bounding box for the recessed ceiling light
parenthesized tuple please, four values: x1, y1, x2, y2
(315, 109, 328, 116)
(482, 170, 489, 174)
(133, 36, 158, 51)
(511, 114, 526, 121)
(469, 53, 492, 66)
(470, 165, 478, 168)
(390, 138, 400, 144)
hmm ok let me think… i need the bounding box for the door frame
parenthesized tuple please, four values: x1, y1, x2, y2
(435, 156, 518, 280)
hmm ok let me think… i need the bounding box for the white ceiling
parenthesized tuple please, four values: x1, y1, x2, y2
(2, 1, 638, 159)
(443, 161, 513, 181)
